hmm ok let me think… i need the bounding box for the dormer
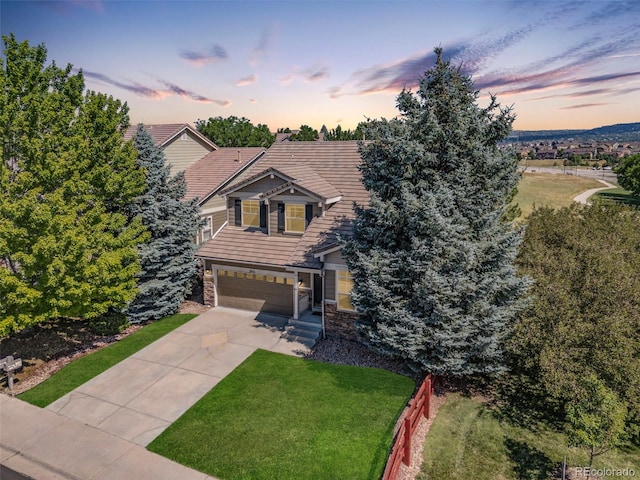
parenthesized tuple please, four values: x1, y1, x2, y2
(219, 166, 342, 236)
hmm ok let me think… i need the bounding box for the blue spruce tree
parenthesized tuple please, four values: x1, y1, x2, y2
(343, 48, 530, 376)
(127, 125, 201, 323)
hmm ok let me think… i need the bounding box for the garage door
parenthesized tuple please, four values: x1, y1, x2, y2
(216, 270, 293, 316)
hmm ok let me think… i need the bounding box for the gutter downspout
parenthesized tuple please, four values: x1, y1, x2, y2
(321, 266, 326, 340)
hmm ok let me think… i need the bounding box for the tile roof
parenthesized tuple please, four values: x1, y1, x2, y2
(197, 141, 368, 270)
(124, 123, 218, 150)
(183, 147, 266, 203)
(197, 226, 301, 267)
(261, 165, 342, 202)
(219, 165, 342, 203)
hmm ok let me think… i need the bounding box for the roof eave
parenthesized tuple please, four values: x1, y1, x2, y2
(162, 124, 218, 150)
(195, 150, 266, 206)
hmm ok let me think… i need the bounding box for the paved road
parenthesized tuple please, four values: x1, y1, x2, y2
(521, 165, 618, 183)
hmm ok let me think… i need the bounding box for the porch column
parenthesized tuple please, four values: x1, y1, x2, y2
(212, 268, 218, 306)
(293, 271, 299, 319)
(203, 267, 216, 306)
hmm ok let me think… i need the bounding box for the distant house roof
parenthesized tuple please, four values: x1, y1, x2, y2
(183, 147, 266, 203)
(197, 141, 368, 269)
(124, 123, 218, 150)
(274, 132, 291, 142)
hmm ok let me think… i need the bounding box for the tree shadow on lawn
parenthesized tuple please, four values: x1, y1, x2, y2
(505, 438, 557, 480)
(489, 373, 565, 433)
(597, 191, 640, 206)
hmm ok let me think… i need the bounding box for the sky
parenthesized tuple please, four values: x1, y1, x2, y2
(2, 0, 639, 132)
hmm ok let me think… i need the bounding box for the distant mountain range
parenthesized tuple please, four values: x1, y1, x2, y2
(506, 122, 640, 142)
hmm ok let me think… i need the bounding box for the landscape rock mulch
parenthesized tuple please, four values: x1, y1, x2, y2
(0, 301, 208, 396)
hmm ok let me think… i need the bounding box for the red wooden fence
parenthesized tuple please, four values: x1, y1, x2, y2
(382, 374, 433, 480)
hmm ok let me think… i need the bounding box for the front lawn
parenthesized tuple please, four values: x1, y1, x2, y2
(18, 314, 196, 407)
(148, 349, 414, 480)
(419, 394, 640, 480)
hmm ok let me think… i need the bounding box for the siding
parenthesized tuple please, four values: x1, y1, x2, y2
(325, 250, 346, 265)
(200, 195, 226, 213)
(163, 131, 212, 173)
(236, 176, 286, 194)
(211, 209, 227, 232)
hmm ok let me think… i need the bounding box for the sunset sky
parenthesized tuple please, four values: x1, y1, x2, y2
(2, 0, 639, 132)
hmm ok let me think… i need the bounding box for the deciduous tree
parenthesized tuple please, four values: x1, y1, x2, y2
(510, 202, 640, 439)
(343, 48, 529, 376)
(616, 153, 640, 196)
(195, 116, 274, 147)
(126, 125, 201, 323)
(0, 35, 146, 336)
(289, 124, 318, 141)
(566, 375, 627, 472)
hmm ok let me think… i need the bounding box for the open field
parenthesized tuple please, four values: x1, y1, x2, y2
(419, 394, 640, 480)
(512, 173, 604, 220)
(148, 349, 414, 480)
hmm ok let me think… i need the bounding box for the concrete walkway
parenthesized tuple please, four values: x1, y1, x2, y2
(573, 179, 617, 204)
(1, 307, 310, 479)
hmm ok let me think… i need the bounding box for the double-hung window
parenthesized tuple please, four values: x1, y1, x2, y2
(201, 216, 212, 242)
(285, 204, 305, 233)
(242, 200, 260, 227)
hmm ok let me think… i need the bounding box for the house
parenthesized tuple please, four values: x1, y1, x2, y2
(124, 123, 217, 173)
(183, 147, 266, 244)
(196, 141, 367, 340)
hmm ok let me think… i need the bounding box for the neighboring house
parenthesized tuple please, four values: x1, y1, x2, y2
(183, 147, 266, 244)
(124, 123, 266, 243)
(196, 141, 367, 340)
(124, 123, 217, 173)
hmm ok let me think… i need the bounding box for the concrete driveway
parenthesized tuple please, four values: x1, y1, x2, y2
(45, 307, 310, 446)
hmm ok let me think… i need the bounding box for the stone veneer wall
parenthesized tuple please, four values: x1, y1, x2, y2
(324, 303, 359, 341)
(203, 272, 215, 306)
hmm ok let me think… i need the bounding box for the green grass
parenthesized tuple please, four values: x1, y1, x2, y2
(595, 187, 640, 206)
(513, 172, 605, 220)
(18, 314, 196, 407)
(419, 394, 640, 480)
(148, 349, 414, 480)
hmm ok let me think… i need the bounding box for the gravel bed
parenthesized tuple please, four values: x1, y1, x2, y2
(304, 336, 414, 378)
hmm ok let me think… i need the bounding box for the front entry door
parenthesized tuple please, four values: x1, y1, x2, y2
(313, 273, 322, 310)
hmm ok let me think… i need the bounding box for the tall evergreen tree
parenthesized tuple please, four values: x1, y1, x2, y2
(126, 125, 201, 323)
(0, 35, 146, 336)
(343, 48, 529, 376)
